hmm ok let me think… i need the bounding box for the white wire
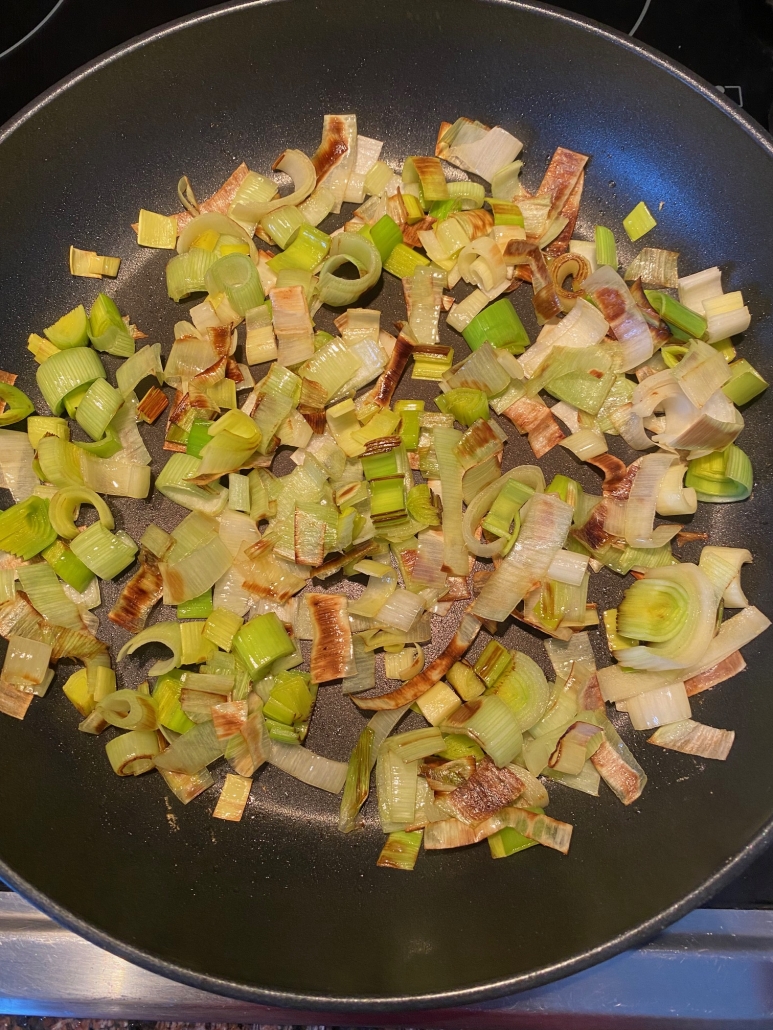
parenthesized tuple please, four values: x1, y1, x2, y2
(0, 0, 68, 61)
(628, 0, 653, 37)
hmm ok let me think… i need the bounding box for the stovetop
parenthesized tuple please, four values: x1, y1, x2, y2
(1, 0, 773, 1020)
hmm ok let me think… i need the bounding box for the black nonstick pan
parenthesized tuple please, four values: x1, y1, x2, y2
(1, 0, 773, 1013)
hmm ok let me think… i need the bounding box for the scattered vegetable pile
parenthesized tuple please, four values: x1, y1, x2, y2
(0, 113, 769, 870)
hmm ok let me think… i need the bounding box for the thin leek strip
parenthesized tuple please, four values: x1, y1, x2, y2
(117, 623, 182, 677)
(648, 720, 735, 760)
(269, 740, 348, 794)
(115, 343, 163, 398)
(433, 426, 468, 575)
(595, 225, 617, 267)
(472, 492, 573, 622)
(154, 720, 224, 775)
(98, 689, 158, 731)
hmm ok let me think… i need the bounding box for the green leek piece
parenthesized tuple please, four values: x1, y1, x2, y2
(44, 305, 90, 349)
(204, 252, 264, 316)
(0, 384, 34, 426)
(481, 478, 534, 541)
(403, 155, 448, 202)
(685, 445, 753, 503)
(41, 538, 95, 593)
(208, 378, 236, 409)
(488, 199, 524, 226)
(594, 225, 618, 268)
(488, 807, 544, 858)
(618, 578, 689, 642)
(152, 671, 195, 735)
(435, 387, 489, 426)
(666, 323, 692, 342)
(74, 427, 121, 458)
(661, 344, 688, 369)
(361, 450, 399, 480)
(232, 612, 294, 681)
(644, 290, 707, 339)
(402, 194, 425, 224)
(545, 367, 615, 415)
(474, 640, 513, 688)
(462, 298, 529, 355)
(711, 338, 736, 363)
(264, 671, 313, 726)
(394, 399, 424, 450)
(186, 419, 214, 458)
(314, 329, 335, 350)
(63, 383, 91, 419)
(75, 377, 123, 441)
(623, 201, 657, 241)
(369, 215, 404, 263)
(377, 829, 423, 870)
(137, 209, 178, 249)
(443, 695, 523, 766)
(437, 732, 485, 761)
(546, 474, 584, 522)
(88, 294, 135, 357)
(0, 496, 57, 559)
(428, 197, 462, 221)
(70, 522, 138, 580)
(446, 661, 486, 701)
(447, 180, 486, 208)
(165, 247, 217, 302)
(268, 225, 331, 274)
(265, 718, 301, 743)
(383, 242, 430, 278)
(412, 348, 454, 380)
(260, 205, 306, 249)
(722, 359, 768, 406)
(495, 653, 550, 731)
(36, 347, 106, 416)
(339, 725, 375, 832)
(203, 607, 243, 651)
(406, 483, 440, 526)
(369, 475, 407, 522)
(177, 590, 213, 619)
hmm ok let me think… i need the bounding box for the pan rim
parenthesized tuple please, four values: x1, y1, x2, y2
(2, 0, 773, 1012)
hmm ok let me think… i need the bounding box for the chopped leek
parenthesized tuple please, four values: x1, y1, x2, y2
(595, 225, 617, 268)
(685, 445, 753, 502)
(462, 298, 529, 354)
(623, 201, 657, 241)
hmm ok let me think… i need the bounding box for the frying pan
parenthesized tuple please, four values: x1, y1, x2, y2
(1, 0, 773, 1012)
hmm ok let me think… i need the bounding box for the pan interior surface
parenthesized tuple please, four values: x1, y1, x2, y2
(1, 0, 773, 1009)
